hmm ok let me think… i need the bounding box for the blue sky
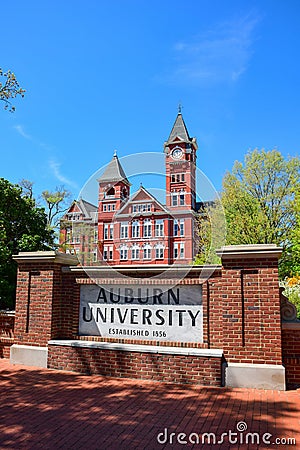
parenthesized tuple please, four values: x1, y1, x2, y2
(1, 0, 300, 204)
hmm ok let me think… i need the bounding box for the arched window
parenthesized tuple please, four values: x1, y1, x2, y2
(155, 244, 164, 260)
(143, 244, 152, 260)
(107, 187, 115, 196)
(119, 244, 128, 260)
(131, 244, 140, 260)
(122, 187, 127, 199)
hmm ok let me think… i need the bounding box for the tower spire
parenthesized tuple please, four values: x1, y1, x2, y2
(166, 109, 191, 143)
(98, 153, 130, 184)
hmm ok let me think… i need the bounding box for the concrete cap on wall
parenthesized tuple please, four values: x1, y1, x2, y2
(12, 251, 79, 266)
(215, 244, 282, 260)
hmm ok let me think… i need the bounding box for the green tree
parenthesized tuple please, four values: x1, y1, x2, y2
(196, 149, 300, 277)
(41, 187, 71, 229)
(0, 178, 54, 309)
(0, 68, 25, 112)
(280, 192, 300, 277)
(221, 149, 300, 276)
(222, 176, 271, 245)
(195, 200, 226, 265)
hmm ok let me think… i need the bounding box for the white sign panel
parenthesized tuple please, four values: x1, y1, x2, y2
(79, 284, 203, 343)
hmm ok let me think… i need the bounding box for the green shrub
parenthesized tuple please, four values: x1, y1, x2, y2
(280, 277, 300, 319)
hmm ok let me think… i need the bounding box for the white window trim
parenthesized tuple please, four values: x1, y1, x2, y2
(143, 219, 152, 238)
(131, 245, 140, 260)
(120, 222, 129, 239)
(120, 245, 128, 260)
(143, 244, 152, 260)
(155, 244, 164, 259)
(155, 219, 164, 237)
(132, 221, 140, 238)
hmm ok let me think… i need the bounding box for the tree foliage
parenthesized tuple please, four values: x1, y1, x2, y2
(0, 178, 54, 309)
(280, 277, 300, 319)
(196, 149, 300, 278)
(195, 200, 226, 265)
(0, 68, 25, 112)
(279, 191, 300, 277)
(41, 187, 71, 228)
(222, 149, 300, 250)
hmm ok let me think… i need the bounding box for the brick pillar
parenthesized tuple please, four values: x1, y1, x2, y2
(215, 244, 285, 390)
(11, 251, 78, 367)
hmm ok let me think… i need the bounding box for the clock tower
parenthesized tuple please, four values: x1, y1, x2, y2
(164, 109, 198, 210)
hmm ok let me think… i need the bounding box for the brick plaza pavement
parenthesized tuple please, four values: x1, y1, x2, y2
(0, 359, 299, 449)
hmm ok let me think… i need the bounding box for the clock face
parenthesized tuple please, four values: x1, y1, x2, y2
(171, 148, 183, 160)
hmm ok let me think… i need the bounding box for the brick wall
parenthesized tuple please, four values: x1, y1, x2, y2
(0, 313, 14, 358)
(282, 325, 300, 388)
(0, 340, 13, 358)
(48, 344, 222, 386)
(213, 258, 282, 364)
(13, 253, 78, 347)
(12, 246, 293, 387)
(14, 263, 62, 346)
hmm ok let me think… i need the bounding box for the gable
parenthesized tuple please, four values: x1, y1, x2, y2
(132, 189, 153, 202)
(116, 193, 168, 218)
(68, 203, 81, 213)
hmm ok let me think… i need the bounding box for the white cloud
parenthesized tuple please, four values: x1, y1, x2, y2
(165, 12, 261, 86)
(13, 125, 77, 189)
(13, 125, 32, 139)
(13, 124, 52, 150)
(49, 159, 78, 189)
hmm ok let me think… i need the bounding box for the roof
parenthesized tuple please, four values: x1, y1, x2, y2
(167, 112, 191, 143)
(98, 153, 129, 184)
(78, 199, 97, 217)
(115, 185, 170, 216)
(63, 198, 97, 222)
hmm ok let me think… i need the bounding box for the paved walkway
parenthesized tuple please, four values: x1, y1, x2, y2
(0, 359, 299, 449)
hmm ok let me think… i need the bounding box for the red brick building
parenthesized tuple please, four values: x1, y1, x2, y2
(60, 111, 200, 265)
